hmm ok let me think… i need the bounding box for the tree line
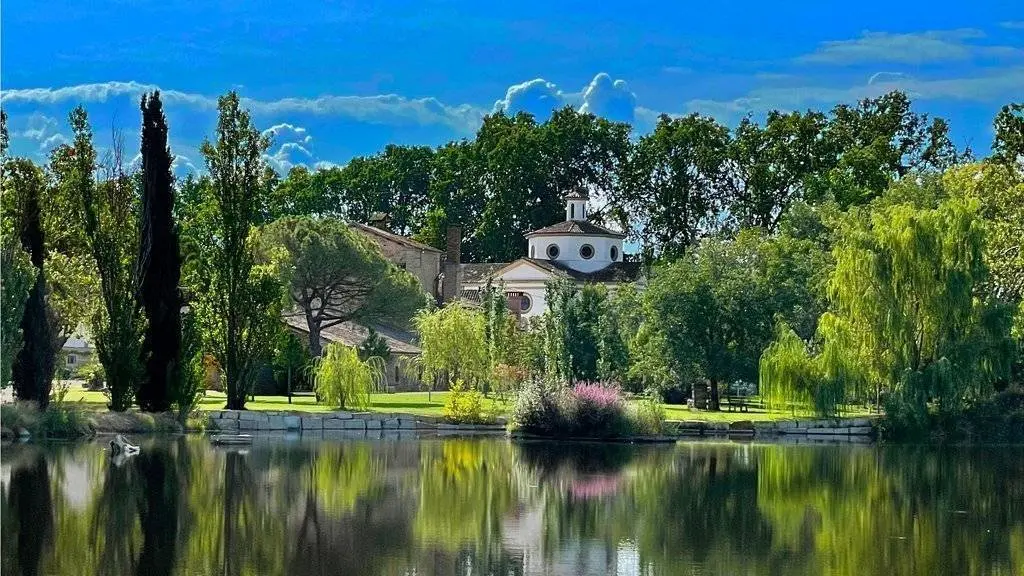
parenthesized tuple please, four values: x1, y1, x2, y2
(2, 91, 1021, 427)
(1, 92, 427, 413)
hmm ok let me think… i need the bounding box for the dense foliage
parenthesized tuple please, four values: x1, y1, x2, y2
(137, 91, 184, 413)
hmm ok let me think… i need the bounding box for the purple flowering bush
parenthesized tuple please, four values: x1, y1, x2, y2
(512, 380, 634, 437)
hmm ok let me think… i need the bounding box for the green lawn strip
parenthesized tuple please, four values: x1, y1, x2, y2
(59, 388, 871, 423)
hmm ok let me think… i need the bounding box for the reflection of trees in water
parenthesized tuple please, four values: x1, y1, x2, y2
(2, 450, 53, 576)
(2, 438, 1022, 575)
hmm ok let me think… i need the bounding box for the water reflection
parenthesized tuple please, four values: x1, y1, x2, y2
(1, 436, 1022, 575)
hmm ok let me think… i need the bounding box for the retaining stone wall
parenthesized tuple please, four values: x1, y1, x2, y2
(668, 416, 879, 438)
(207, 410, 506, 436)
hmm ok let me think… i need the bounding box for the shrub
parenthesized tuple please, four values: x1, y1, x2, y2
(77, 361, 105, 391)
(564, 382, 627, 436)
(511, 378, 565, 435)
(512, 380, 642, 438)
(442, 379, 496, 424)
(313, 343, 384, 410)
(630, 395, 666, 435)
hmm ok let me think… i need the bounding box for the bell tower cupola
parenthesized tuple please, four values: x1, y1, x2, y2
(565, 191, 588, 222)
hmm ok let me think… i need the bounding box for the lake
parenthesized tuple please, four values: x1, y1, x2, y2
(2, 435, 1022, 575)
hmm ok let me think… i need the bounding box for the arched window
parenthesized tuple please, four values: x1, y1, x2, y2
(547, 244, 560, 259)
(530, 245, 535, 258)
(610, 245, 619, 261)
(580, 244, 594, 259)
(570, 204, 575, 219)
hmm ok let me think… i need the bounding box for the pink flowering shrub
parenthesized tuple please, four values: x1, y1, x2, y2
(512, 380, 660, 438)
(563, 382, 626, 436)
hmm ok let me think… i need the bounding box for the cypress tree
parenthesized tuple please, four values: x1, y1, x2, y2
(10, 162, 55, 407)
(137, 91, 182, 412)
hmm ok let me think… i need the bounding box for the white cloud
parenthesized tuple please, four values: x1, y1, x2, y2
(686, 67, 1024, 118)
(492, 73, 640, 124)
(261, 123, 312, 144)
(40, 133, 70, 150)
(1000, 21, 1024, 30)
(579, 73, 637, 123)
(1, 81, 485, 134)
(798, 29, 1023, 65)
(265, 141, 314, 173)
(492, 78, 565, 117)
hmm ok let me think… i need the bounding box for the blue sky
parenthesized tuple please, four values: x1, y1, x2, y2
(2, 0, 1022, 175)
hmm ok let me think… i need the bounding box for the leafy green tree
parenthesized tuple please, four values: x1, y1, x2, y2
(0, 123, 37, 387)
(191, 92, 282, 409)
(646, 230, 826, 409)
(417, 141, 486, 256)
(622, 113, 732, 257)
(729, 110, 834, 231)
(413, 304, 489, 396)
(258, 216, 427, 357)
(137, 91, 183, 412)
(824, 91, 961, 207)
(0, 241, 33, 387)
(990, 102, 1023, 170)
(67, 108, 145, 411)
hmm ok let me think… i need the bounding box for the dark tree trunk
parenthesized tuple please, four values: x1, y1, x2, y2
(709, 378, 721, 411)
(304, 309, 323, 357)
(137, 91, 183, 413)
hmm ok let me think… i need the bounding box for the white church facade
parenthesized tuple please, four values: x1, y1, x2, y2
(456, 193, 643, 319)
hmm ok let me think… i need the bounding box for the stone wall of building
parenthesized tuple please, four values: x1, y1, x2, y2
(353, 224, 442, 300)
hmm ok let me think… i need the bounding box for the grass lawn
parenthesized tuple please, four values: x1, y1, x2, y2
(59, 386, 871, 422)
(60, 388, 507, 418)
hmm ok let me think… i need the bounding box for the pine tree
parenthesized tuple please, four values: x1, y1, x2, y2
(137, 91, 183, 412)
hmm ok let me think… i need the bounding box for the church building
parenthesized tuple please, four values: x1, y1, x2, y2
(452, 193, 644, 319)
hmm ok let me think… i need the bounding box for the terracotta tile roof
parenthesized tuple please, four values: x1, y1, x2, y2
(283, 314, 421, 355)
(525, 220, 625, 238)
(351, 222, 442, 253)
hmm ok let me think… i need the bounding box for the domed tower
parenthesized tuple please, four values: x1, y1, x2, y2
(526, 193, 625, 274)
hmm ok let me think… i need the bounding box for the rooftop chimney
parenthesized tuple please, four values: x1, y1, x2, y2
(442, 226, 462, 302)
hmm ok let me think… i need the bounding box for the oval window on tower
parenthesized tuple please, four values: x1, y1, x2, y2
(519, 293, 532, 313)
(610, 245, 619, 261)
(547, 244, 560, 259)
(580, 244, 594, 259)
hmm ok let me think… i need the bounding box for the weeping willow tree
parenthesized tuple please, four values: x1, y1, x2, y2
(313, 343, 384, 410)
(413, 303, 489, 398)
(760, 315, 865, 417)
(761, 195, 1014, 422)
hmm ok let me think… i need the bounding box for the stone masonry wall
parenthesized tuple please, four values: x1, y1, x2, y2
(207, 410, 505, 435)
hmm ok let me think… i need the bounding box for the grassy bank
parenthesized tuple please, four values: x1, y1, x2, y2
(58, 388, 874, 423)
(1, 401, 205, 439)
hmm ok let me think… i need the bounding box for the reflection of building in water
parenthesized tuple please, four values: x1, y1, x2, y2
(501, 502, 642, 576)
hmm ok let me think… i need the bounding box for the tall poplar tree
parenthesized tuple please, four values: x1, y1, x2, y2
(137, 91, 182, 412)
(194, 92, 280, 409)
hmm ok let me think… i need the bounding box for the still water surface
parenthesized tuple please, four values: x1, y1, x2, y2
(2, 435, 1022, 576)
